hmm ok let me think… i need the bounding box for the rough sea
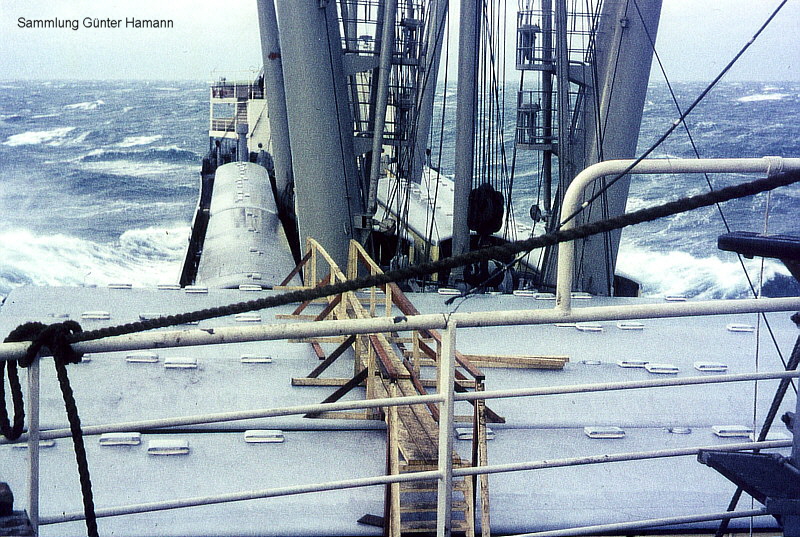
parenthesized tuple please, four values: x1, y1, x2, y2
(0, 79, 798, 300)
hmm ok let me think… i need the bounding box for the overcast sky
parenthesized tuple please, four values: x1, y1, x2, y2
(1, 0, 798, 82)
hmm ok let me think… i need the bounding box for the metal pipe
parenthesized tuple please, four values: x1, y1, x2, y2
(436, 321, 457, 537)
(456, 370, 800, 402)
(555, 156, 800, 310)
(367, 0, 398, 214)
(453, 439, 792, 477)
(2, 296, 800, 362)
(511, 508, 767, 537)
(451, 0, 479, 279)
(256, 0, 294, 200)
(39, 469, 443, 525)
(27, 357, 40, 535)
(6, 370, 797, 446)
(2, 392, 444, 444)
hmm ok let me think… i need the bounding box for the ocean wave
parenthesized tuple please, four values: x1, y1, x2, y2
(0, 227, 187, 298)
(78, 159, 197, 179)
(736, 93, 792, 103)
(616, 246, 791, 299)
(2, 126, 76, 146)
(117, 135, 164, 147)
(82, 146, 198, 163)
(64, 100, 105, 110)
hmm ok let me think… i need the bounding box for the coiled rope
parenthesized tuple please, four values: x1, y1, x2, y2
(2, 321, 97, 537)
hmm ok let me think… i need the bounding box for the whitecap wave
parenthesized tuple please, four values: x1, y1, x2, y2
(2, 126, 76, 146)
(64, 100, 105, 110)
(117, 135, 163, 147)
(616, 245, 790, 299)
(0, 227, 188, 298)
(78, 159, 195, 178)
(737, 93, 791, 103)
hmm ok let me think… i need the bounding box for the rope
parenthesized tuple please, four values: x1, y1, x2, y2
(560, 0, 791, 229)
(2, 321, 98, 537)
(3, 170, 799, 537)
(61, 169, 800, 346)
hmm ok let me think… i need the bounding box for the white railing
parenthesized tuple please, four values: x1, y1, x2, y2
(3, 297, 800, 536)
(555, 156, 800, 311)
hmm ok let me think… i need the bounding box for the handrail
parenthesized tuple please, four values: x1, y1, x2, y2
(555, 157, 800, 311)
(4, 296, 798, 361)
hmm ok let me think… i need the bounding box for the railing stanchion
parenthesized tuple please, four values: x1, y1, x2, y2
(27, 356, 40, 535)
(437, 320, 457, 537)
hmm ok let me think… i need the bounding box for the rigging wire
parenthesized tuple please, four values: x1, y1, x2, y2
(558, 0, 791, 229)
(629, 0, 795, 385)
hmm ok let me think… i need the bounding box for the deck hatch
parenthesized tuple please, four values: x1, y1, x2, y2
(126, 352, 159, 363)
(157, 284, 181, 291)
(241, 354, 272, 364)
(712, 425, 753, 438)
(616, 359, 648, 368)
(81, 311, 111, 320)
(694, 361, 728, 372)
(668, 427, 692, 434)
(584, 426, 625, 439)
(164, 356, 198, 369)
(645, 363, 679, 374)
(147, 439, 190, 455)
(244, 430, 285, 443)
(234, 313, 262, 322)
(184, 285, 209, 294)
(13, 440, 56, 449)
(456, 427, 495, 441)
(238, 284, 263, 291)
(99, 432, 142, 446)
(726, 323, 755, 333)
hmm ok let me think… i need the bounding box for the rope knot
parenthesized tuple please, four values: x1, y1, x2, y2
(5, 320, 84, 368)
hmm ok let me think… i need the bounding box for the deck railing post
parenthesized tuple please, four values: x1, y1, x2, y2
(437, 320, 457, 537)
(27, 356, 40, 535)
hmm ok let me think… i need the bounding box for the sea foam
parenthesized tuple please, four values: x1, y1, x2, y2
(0, 227, 188, 298)
(2, 126, 76, 146)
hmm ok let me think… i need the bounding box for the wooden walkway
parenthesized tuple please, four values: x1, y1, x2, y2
(279, 239, 570, 536)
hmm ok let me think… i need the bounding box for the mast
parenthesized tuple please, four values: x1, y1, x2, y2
(451, 0, 479, 279)
(524, 0, 662, 295)
(411, 0, 449, 186)
(255, 0, 294, 212)
(569, 0, 662, 296)
(367, 0, 399, 214)
(275, 0, 364, 269)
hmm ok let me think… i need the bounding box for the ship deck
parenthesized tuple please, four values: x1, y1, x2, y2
(1, 284, 798, 536)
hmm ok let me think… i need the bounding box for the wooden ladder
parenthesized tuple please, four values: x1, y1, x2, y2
(396, 459, 475, 536)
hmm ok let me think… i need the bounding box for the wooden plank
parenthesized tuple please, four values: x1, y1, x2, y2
(279, 249, 312, 286)
(289, 336, 350, 344)
(306, 411, 370, 420)
(290, 273, 331, 315)
(305, 368, 369, 418)
(369, 334, 405, 380)
(314, 293, 342, 321)
(310, 341, 326, 360)
(275, 314, 319, 320)
(291, 377, 359, 387)
(306, 334, 357, 378)
(462, 354, 569, 370)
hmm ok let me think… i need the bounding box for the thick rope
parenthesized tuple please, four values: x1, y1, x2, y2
(1, 322, 98, 537)
(62, 169, 800, 345)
